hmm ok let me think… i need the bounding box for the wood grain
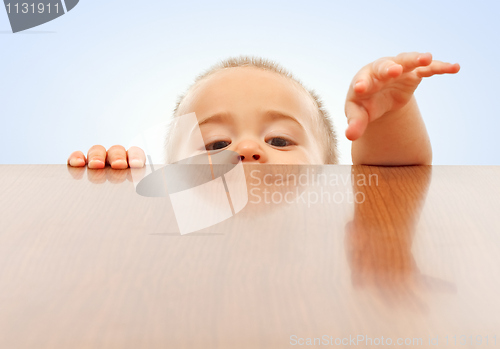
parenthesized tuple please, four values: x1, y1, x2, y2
(0, 165, 499, 348)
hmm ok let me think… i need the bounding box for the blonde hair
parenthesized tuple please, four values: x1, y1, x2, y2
(167, 56, 338, 164)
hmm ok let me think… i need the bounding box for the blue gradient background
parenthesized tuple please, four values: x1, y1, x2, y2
(1, 0, 498, 164)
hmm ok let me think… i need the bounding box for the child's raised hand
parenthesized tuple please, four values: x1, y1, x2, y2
(344, 52, 460, 141)
(67, 145, 146, 169)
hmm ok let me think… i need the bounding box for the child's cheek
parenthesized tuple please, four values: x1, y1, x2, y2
(269, 149, 312, 165)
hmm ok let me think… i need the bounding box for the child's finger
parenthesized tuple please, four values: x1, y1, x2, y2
(352, 71, 373, 95)
(106, 145, 129, 169)
(345, 101, 369, 141)
(127, 146, 146, 168)
(87, 145, 107, 169)
(372, 59, 403, 80)
(67, 151, 86, 167)
(393, 52, 433, 72)
(415, 61, 460, 78)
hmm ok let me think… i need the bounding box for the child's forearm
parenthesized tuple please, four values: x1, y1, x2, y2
(351, 96, 432, 166)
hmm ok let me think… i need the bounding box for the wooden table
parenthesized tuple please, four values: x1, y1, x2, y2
(1, 165, 499, 348)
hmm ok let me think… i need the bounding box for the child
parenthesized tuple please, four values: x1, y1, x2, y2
(67, 52, 460, 167)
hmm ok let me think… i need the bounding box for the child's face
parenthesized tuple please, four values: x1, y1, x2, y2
(175, 67, 325, 164)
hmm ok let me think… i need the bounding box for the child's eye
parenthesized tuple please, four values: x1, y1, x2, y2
(266, 137, 294, 147)
(206, 140, 231, 151)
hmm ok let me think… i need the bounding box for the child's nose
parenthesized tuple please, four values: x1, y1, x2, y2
(234, 140, 268, 163)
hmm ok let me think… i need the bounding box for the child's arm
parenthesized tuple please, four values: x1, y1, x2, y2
(345, 52, 460, 165)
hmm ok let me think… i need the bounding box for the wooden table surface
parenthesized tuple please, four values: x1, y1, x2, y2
(1, 165, 499, 348)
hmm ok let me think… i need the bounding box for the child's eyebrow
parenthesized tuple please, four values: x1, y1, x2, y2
(263, 110, 305, 131)
(198, 113, 232, 127)
(198, 110, 305, 131)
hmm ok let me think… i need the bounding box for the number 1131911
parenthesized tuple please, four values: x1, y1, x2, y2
(5, 2, 60, 14)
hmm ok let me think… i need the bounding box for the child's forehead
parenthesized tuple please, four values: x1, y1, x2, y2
(178, 67, 318, 120)
(195, 67, 305, 95)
